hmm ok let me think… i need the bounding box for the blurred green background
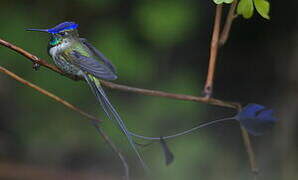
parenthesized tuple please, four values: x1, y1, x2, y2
(0, 0, 297, 179)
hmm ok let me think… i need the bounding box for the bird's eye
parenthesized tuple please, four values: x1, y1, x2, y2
(60, 32, 66, 36)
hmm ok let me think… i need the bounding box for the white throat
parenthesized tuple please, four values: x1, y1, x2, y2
(49, 39, 71, 57)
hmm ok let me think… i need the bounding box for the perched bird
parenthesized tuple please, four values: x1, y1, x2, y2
(27, 22, 147, 169)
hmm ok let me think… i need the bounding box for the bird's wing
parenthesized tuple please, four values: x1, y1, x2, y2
(70, 50, 117, 80)
(80, 38, 116, 74)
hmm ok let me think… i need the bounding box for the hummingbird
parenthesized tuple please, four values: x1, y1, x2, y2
(27, 22, 147, 169)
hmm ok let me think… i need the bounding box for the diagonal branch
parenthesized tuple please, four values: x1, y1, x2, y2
(0, 38, 240, 110)
(100, 80, 240, 109)
(0, 65, 129, 180)
(92, 123, 130, 180)
(0, 39, 62, 74)
(0, 66, 99, 122)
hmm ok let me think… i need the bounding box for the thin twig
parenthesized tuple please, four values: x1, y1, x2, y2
(241, 127, 259, 179)
(219, 0, 238, 46)
(0, 38, 80, 80)
(0, 66, 99, 122)
(203, 4, 223, 98)
(0, 39, 61, 74)
(0, 66, 130, 180)
(101, 80, 240, 109)
(0, 38, 240, 110)
(92, 122, 130, 180)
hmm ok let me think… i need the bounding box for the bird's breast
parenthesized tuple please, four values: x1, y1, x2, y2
(48, 43, 83, 77)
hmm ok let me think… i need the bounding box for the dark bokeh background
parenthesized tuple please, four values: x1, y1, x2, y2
(0, 0, 297, 179)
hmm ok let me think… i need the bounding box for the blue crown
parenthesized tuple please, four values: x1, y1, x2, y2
(27, 22, 79, 34)
(48, 22, 78, 33)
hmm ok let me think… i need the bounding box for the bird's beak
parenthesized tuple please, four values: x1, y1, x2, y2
(26, 28, 50, 33)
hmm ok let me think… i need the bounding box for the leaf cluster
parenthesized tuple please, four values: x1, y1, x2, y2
(213, 0, 270, 19)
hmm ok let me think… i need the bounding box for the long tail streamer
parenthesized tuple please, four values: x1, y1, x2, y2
(83, 73, 148, 170)
(84, 72, 238, 169)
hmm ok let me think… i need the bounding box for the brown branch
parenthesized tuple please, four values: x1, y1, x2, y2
(0, 38, 80, 80)
(241, 127, 259, 179)
(0, 66, 129, 180)
(92, 123, 130, 180)
(0, 66, 99, 122)
(202, 3, 258, 179)
(101, 80, 240, 109)
(0, 38, 240, 110)
(203, 4, 223, 98)
(0, 39, 61, 74)
(219, 0, 238, 46)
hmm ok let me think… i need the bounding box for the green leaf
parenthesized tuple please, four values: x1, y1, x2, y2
(253, 0, 270, 19)
(237, 0, 254, 19)
(213, 0, 224, 4)
(213, 0, 233, 4)
(224, 0, 234, 3)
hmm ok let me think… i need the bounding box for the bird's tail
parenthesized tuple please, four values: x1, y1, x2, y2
(83, 73, 148, 170)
